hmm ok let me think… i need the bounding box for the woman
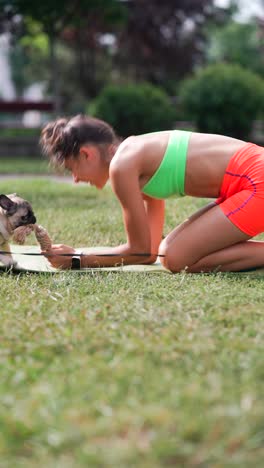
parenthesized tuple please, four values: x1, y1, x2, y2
(40, 114, 264, 272)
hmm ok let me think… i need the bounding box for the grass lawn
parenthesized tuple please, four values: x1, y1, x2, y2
(0, 157, 51, 175)
(0, 176, 264, 467)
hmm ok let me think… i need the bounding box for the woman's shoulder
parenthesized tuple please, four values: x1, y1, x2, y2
(114, 131, 171, 155)
(111, 131, 172, 174)
(110, 135, 145, 170)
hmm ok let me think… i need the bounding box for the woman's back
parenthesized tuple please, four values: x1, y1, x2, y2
(185, 132, 246, 197)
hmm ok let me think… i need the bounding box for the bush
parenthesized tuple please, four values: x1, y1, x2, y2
(88, 83, 176, 137)
(180, 64, 264, 139)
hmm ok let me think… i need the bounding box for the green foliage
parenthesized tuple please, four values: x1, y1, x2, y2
(4, 0, 127, 105)
(180, 64, 264, 138)
(89, 83, 176, 137)
(9, 43, 49, 97)
(9, 18, 50, 96)
(206, 21, 264, 76)
(11, 0, 126, 34)
(1, 0, 235, 109)
(21, 18, 49, 53)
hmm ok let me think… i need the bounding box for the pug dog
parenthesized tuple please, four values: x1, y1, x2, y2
(0, 193, 36, 268)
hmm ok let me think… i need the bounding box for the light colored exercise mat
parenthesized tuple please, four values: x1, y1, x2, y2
(0, 245, 169, 273)
(1, 245, 264, 275)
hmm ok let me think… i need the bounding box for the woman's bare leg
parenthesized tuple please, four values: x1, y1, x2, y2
(159, 204, 264, 272)
(162, 201, 217, 245)
(187, 240, 264, 272)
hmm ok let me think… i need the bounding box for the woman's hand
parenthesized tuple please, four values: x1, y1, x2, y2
(42, 244, 75, 269)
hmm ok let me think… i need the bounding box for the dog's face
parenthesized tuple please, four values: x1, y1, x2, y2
(0, 193, 36, 232)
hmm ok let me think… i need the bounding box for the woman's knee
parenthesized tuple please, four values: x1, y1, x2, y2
(158, 238, 169, 266)
(159, 239, 189, 272)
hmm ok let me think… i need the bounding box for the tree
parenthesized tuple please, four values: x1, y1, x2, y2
(206, 20, 264, 76)
(1, 0, 126, 110)
(90, 83, 176, 137)
(180, 63, 264, 138)
(9, 19, 50, 98)
(114, 0, 229, 92)
(0, 0, 233, 112)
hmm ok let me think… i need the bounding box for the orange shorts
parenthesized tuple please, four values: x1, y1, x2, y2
(215, 142, 264, 237)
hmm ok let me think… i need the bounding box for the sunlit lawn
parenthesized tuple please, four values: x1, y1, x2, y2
(0, 156, 51, 175)
(0, 172, 264, 467)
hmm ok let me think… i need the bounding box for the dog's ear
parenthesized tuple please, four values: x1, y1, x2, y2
(0, 194, 17, 214)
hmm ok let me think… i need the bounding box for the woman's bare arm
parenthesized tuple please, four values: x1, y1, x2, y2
(141, 194, 165, 263)
(68, 159, 155, 268)
(44, 143, 165, 269)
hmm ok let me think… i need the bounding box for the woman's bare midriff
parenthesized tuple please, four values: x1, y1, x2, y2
(185, 133, 246, 198)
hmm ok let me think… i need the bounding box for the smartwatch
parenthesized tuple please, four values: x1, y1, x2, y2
(71, 255, 81, 270)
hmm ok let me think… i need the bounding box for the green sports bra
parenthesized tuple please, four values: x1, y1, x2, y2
(142, 130, 192, 199)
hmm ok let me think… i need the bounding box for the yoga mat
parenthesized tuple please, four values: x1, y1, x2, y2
(1, 246, 264, 275)
(0, 245, 169, 274)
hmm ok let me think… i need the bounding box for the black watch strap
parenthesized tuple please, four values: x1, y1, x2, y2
(71, 255, 81, 270)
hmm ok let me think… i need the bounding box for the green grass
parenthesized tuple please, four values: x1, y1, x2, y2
(0, 177, 264, 467)
(0, 128, 40, 138)
(0, 157, 51, 175)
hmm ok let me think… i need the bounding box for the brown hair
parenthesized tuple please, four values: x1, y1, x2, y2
(40, 114, 117, 165)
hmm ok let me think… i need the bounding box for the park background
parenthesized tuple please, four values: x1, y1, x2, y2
(0, 1, 264, 467)
(0, 0, 264, 158)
